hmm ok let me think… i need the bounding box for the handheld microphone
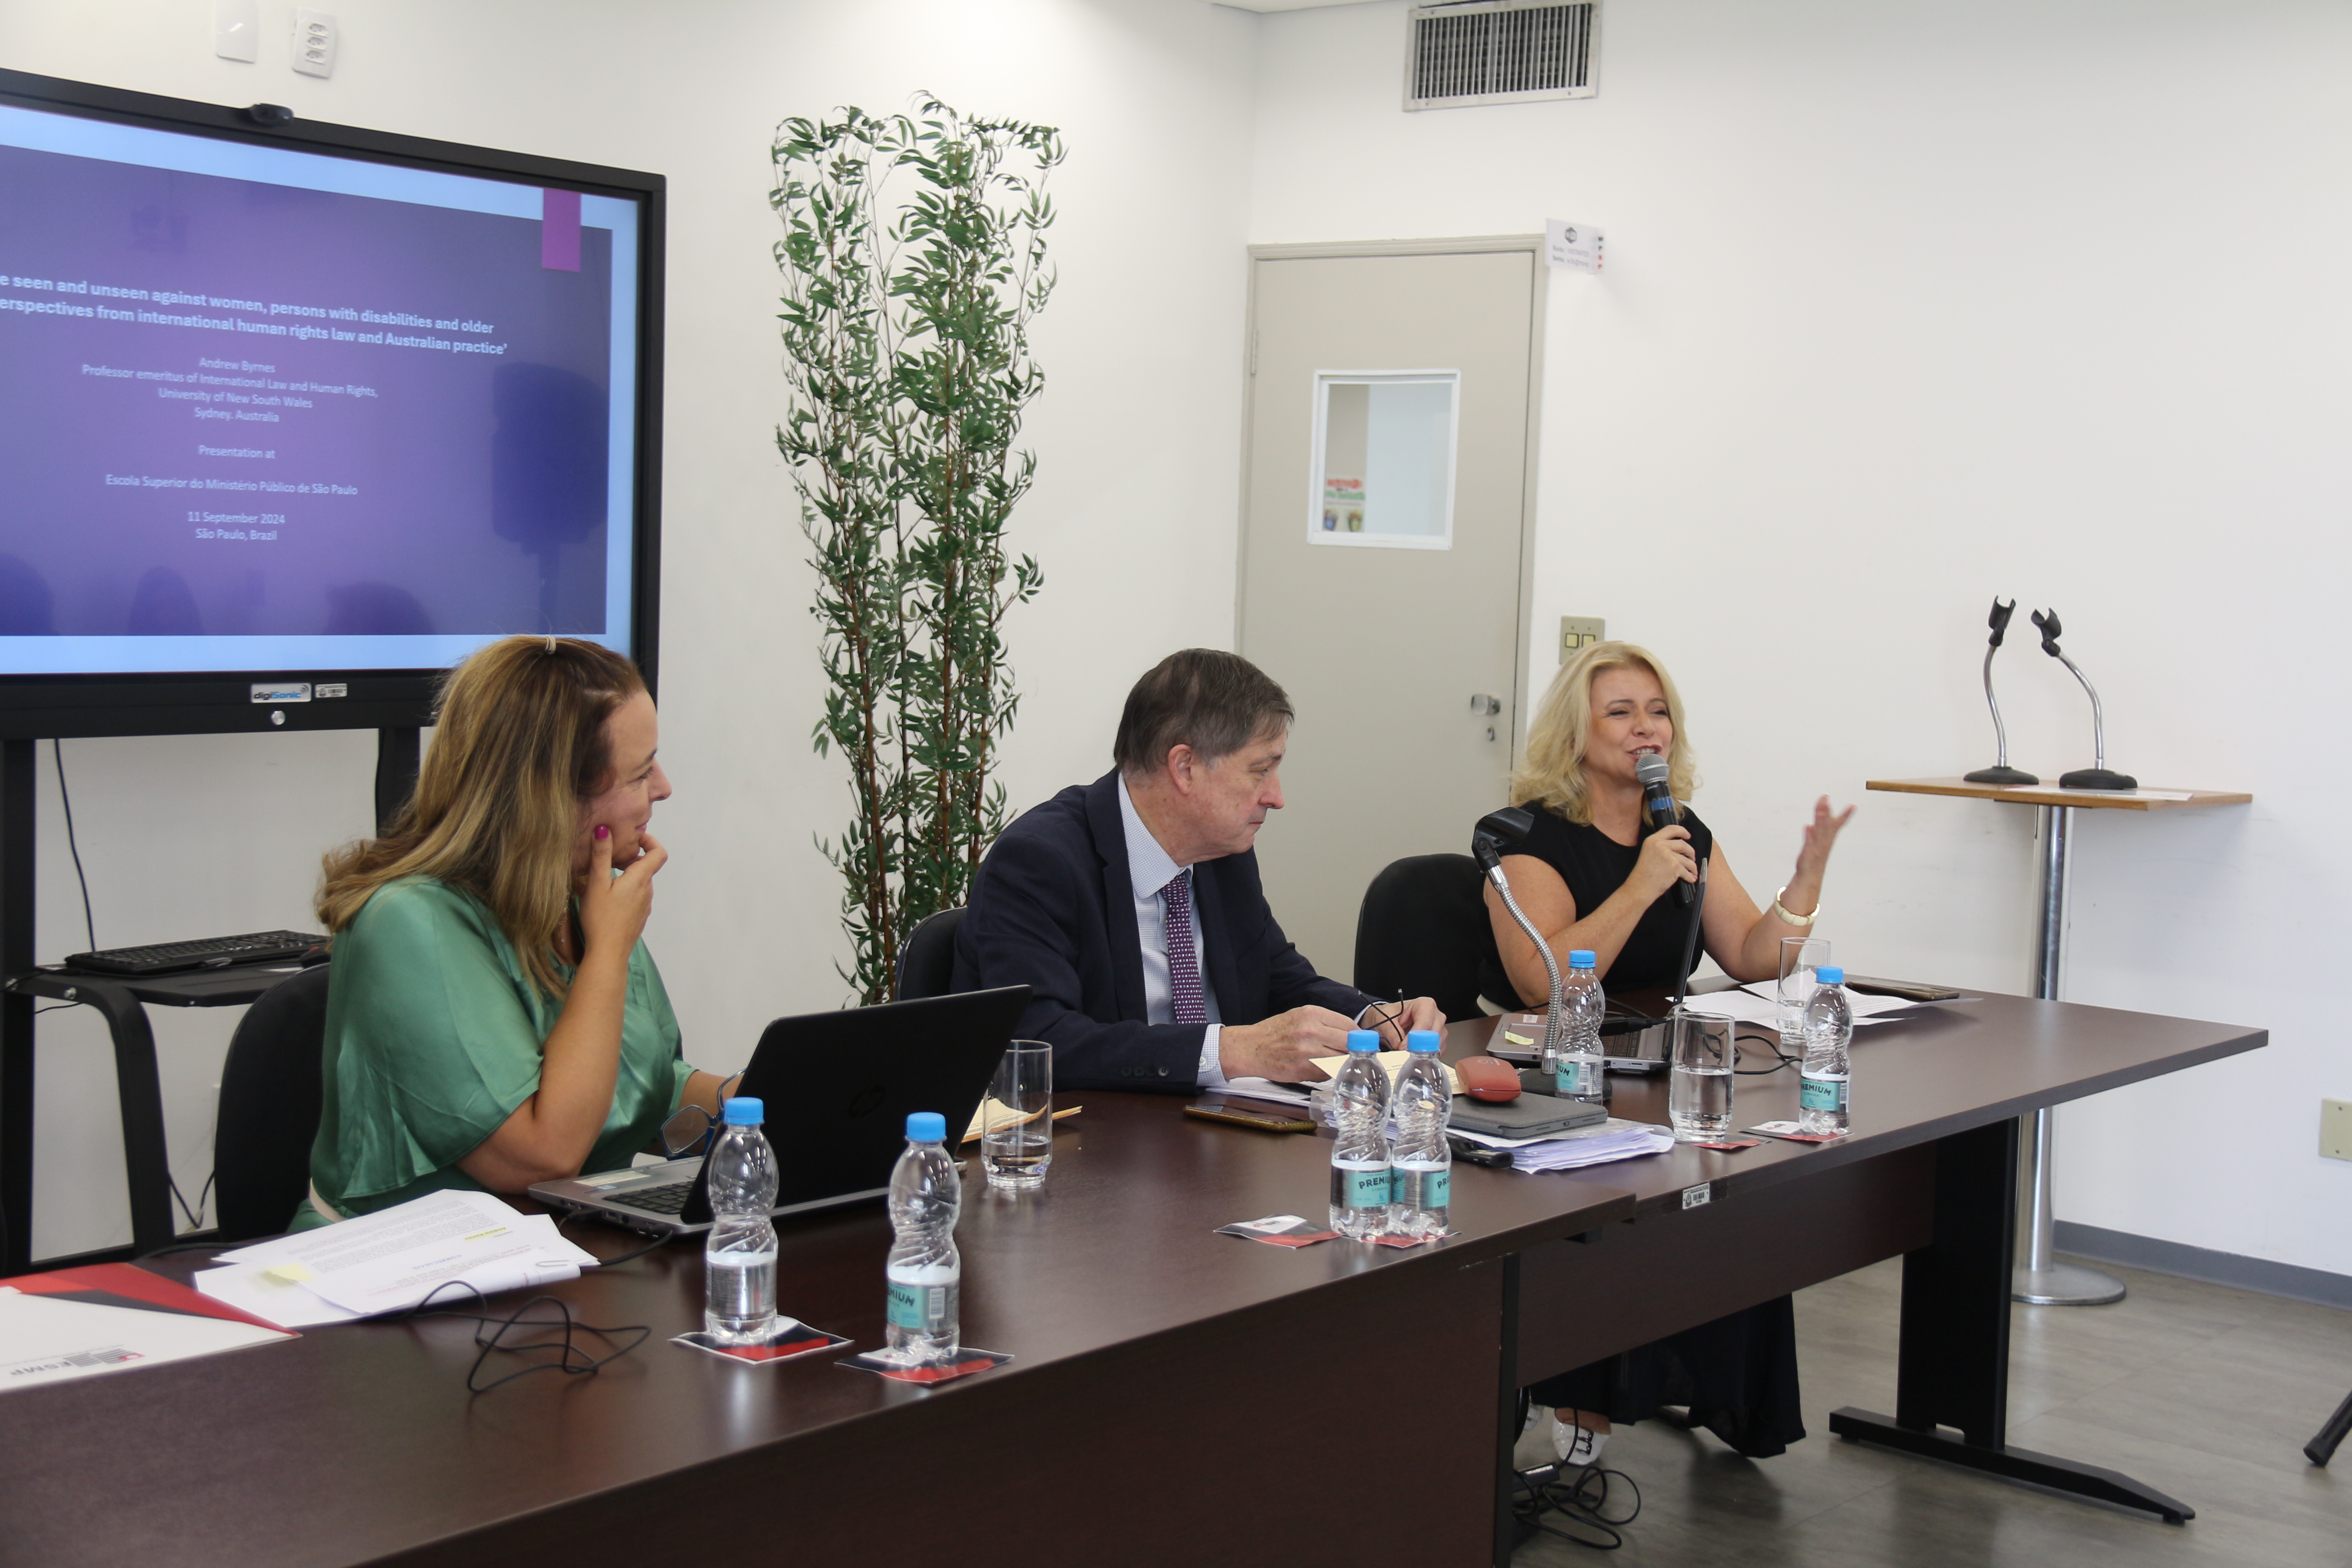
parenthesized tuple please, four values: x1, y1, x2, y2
(1634, 753, 1694, 907)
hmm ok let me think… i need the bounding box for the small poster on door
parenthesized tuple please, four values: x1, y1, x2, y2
(1323, 476, 1365, 533)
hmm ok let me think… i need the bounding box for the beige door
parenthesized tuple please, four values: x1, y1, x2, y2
(1239, 243, 1541, 980)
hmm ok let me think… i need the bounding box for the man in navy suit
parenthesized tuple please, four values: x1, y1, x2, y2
(953, 649, 1444, 1092)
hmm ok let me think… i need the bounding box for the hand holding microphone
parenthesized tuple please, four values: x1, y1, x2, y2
(1635, 753, 1696, 907)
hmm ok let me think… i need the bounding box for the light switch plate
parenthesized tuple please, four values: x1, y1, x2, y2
(214, 0, 259, 61)
(1559, 616, 1605, 662)
(2323, 1099, 2352, 1161)
(293, 10, 338, 78)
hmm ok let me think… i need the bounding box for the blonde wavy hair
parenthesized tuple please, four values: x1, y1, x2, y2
(1510, 640, 1697, 824)
(317, 636, 646, 998)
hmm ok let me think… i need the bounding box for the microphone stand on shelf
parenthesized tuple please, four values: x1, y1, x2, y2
(2031, 608, 2136, 791)
(1472, 808, 1567, 1068)
(1965, 597, 2038, 786)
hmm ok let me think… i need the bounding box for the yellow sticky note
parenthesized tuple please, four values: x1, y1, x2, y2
(1503, 1030, 1535, 1047)
(264, 1262, 315, 1284)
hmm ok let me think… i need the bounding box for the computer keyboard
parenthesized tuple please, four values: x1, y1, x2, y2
(615, 1182, 694, 1215)
(65, 930, 328, 976)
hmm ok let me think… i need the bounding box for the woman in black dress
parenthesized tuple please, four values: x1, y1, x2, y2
(1485, 640, 1852, 1472)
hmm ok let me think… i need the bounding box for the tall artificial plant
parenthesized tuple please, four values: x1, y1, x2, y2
(772, 98, 1061, 1004)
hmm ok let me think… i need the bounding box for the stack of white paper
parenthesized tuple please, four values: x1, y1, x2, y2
(1508, 1123, 1676, 1171)
(1447, 1115, 1675, 1171)
(195, 1190, 600, 1328)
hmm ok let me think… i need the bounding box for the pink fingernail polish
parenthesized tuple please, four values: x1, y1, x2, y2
(594, 824, 609, 840)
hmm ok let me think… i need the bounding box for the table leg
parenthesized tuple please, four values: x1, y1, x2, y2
(2014, 803, 2125, 1306)
(1830, 1117, 2194, 1523)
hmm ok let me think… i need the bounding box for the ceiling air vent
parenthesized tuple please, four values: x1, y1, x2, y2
(1406, 0, 1597, 111)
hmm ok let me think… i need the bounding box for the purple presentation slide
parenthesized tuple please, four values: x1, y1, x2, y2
(0, 138, 613, 647)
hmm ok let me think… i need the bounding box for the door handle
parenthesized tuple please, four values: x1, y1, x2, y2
(1469, 694, 1501, 716)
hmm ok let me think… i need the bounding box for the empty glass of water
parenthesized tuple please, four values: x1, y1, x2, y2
(1668, 1011, 1736, 1143)
(1777, 938, 1832, 1047)
(981, 1040, 1054, 1190)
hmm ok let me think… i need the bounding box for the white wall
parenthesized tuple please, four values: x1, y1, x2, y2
(0, 0, 1256, 1255)
(1251, 0, 2352, 1276)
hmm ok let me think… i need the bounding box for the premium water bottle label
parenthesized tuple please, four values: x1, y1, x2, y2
(1342, 1165, 1391, 1208)
(886, 1279, 957, 1331)
(1555, 1058, 1597, 1098)
(1800, 1076, 1848, 1112)
(1414, 1168, 1450, 1209)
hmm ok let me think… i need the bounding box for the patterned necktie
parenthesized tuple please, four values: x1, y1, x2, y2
(1160, 868, 1208, 1025)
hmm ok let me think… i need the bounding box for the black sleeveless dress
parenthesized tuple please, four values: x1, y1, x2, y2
(1478, 804, 1715, 1005)
(1482, 802, 1806, 1458)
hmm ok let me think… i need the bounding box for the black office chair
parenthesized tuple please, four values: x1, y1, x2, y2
(1352, 853, 1500, 1024)
(895, 906, 966, 1002)
(212, 963, 333, 1243)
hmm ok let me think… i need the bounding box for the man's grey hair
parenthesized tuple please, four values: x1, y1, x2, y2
(1113, 649, 1294, 775)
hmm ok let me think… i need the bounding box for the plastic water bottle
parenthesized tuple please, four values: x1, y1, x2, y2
(1389, 1029, 1452, 1238)
(885, 1111, 962, 1365)
(1328, 1029, 1392, 1240)
(1800, 966, 1853, 1136)
(1552, 949, 1606, 1105)
(703, 1097, 780, 1346)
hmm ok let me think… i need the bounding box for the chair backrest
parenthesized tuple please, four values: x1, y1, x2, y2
(1352, 853, 1498, 1024)
(212, 963, 333, 1242)
(895, 906, 967, 1002)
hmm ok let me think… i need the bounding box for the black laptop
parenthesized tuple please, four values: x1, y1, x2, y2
(529, 986, 1030, 1237)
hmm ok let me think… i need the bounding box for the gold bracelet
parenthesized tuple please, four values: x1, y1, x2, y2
(1772, 886, 1820, 927)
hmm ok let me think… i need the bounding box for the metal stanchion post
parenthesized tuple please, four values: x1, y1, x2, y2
(2014, 803, 2126, 1306)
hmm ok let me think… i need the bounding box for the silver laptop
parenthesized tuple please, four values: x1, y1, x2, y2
(530, 986, 1030, 1236)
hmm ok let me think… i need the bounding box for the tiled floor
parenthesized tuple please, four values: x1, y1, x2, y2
(1513, 1257, 2352, 1567)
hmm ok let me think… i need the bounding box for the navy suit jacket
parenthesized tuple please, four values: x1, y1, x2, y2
(951, 771, 1373, 1093)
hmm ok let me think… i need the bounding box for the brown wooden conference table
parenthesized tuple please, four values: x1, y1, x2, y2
(0, 991, 2262, 1568)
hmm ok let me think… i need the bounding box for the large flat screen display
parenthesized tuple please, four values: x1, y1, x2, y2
(0, 69, 662, 735)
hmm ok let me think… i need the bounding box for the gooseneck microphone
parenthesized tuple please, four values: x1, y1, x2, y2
(1472, 807, 1568, 1067)
(1635, 753, 1694, 907)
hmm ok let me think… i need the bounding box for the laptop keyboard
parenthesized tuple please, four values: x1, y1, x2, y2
(616, 1181, 694, 1215)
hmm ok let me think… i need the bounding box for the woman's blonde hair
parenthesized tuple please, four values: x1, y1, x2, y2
(1510, 640, 1696, 824)
(317, 636, 647, 997)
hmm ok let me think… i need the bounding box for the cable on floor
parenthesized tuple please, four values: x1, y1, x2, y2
(1513, 1460, 1643, 1552)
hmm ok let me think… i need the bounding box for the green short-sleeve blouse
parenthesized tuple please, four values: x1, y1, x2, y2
(299, 876, 691, 1228)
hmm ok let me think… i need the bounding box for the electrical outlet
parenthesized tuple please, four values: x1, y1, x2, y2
(1559, 616, 1605, 662)
(292, 10, 338, 78)
(2323, 1099, 2352, 1161)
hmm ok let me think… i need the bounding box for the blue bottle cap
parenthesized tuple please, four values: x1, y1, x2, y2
(1406, 1029, 1441, 1053)
(1568, 949, 1597, 969)
(1345, 1029, 1381, 1053)
(722, 1096, 764, 1126)
(906, 1111, 947, 1143)
(1817, 967, 1844, 985)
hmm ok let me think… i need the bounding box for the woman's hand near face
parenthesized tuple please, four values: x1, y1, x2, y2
(578, 824, 667, 962)
(1631, 824, 1698, 902)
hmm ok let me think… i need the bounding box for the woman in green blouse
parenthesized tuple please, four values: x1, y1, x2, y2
(295, 636, 725, 1228)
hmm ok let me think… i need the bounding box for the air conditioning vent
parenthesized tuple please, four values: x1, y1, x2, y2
(1406, 1, 1597, 111)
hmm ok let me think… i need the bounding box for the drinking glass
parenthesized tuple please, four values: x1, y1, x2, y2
(1777, 937, 1833, 1046)
(1667, 1012, 1736, 1143)
(981, 1040, 1054, 1189)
